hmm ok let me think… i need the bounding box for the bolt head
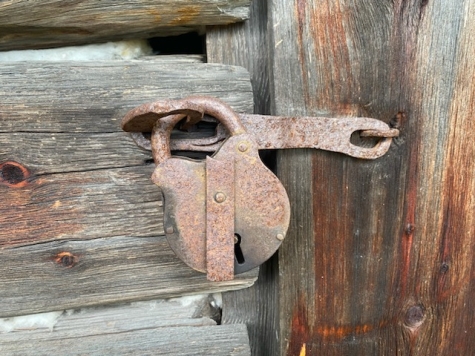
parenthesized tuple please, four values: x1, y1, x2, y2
(165, 226, 174, 234)
(238, 142, 249, 152)
(214, 192, 227, 203)
(276, 233, 285, 241)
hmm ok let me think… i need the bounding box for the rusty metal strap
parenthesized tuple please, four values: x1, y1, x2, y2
(360, 128, 399, 137)
(205, 156, 235, 281)
(129, 115, 399, 160)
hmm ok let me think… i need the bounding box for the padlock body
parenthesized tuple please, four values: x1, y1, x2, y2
(153, 134, 290, 275)
(153, 158, 207, 272)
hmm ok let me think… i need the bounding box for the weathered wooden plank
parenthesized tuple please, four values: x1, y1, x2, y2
(0, 132, 150, 174)
(0, 324, 251, 356)
(0, 295, 218, 335)
(0, 1, 250, 50)
(0, 60, 253, 133)
(206, 1, 279, 355)
(207, 0, 271, 114)
(0, 235, 257, 317)
(0, 58, 243, 173)
(270, 0, 475, 355)
(0, 166, 161, 247)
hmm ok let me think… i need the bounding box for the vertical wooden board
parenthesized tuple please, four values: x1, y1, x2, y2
(270, 0, 475, 354)
(207, 1, 280, 355)
(410, 1, 475, 354)
(207, 0, 271, 114)
(271, 0, 406, 353)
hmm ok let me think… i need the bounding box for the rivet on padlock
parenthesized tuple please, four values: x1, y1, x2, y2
(122, 96, 291, 282)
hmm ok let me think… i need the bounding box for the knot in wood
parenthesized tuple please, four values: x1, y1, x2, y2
(54, 252, 79, 268)
(0, 161, 30, 188)
(404, 305, 425, 330)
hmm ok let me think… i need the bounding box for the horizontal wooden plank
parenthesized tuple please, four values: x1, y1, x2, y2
(0, 295, 218, 334)
(0, 132, 151, 175)
(0, 60, 253, 133)
(134, 54, 204, 63)
(0, 1, 250, 50)
(0, 166, 161, 247)
(0, 235, 257, 317)
(0, 324, 251, 355)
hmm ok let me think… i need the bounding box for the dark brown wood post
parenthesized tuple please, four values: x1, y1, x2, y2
(273, 0, 475, 354)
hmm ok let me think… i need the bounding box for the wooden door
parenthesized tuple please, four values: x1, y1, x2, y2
(208, 0, 475, 354)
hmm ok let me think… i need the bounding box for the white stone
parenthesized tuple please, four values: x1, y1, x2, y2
(0, 40, 152, 61)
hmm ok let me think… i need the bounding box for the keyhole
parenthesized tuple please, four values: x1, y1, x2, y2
(234, 234, 245, 265)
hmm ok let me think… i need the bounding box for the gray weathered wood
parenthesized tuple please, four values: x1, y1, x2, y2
(0, 132, 150, 174)
(0, 166, 162, 246)
(0, 324, 251, 355)
(206, 1, 279, 355)
(51, 296, 219, 334)
(270, 0, 475, 355)
(0, 235, 257, 317)
(136, 54, 204, 63)
(207, 0, 271, 115)
(0, 60, 253, 133)
(0, 59, 256, 317)
(0, 1, 250, 50)
(0, 295, 218, 335)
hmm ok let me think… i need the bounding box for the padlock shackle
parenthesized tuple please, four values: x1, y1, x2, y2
(122, 96, 247, 164)
(145, 96, 246, 164)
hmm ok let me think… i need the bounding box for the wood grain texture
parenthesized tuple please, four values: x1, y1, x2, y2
(207, 1, 280, 355)
(0, 324, 251, 355)
(0, 1, 250, 50)
(0, 59, 256, 317)
(0, 166, 161, 246)
(1, 295, 219, 334)
(207, 0, 271, 114)
(0, 60, 253, 133)
(0, 133, 151, 174)
(0, 235, 257, 318)
(270, 0, 475, 354)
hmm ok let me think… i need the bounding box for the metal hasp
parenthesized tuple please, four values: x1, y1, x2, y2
(121, 96, 399, 281)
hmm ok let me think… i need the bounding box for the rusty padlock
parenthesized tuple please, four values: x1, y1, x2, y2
(122, 96, 290, 281)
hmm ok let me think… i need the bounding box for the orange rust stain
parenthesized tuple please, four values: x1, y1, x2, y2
(169, 6, 200, 26)
(316, 323, 374, 338)
(288, 295, 394, 353)
(52, 200, 62, 209)
(313, 318, 393, 340)
(288, 296, 310, 355)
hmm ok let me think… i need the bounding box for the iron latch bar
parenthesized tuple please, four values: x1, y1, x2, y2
(126, 113, 399, 160)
